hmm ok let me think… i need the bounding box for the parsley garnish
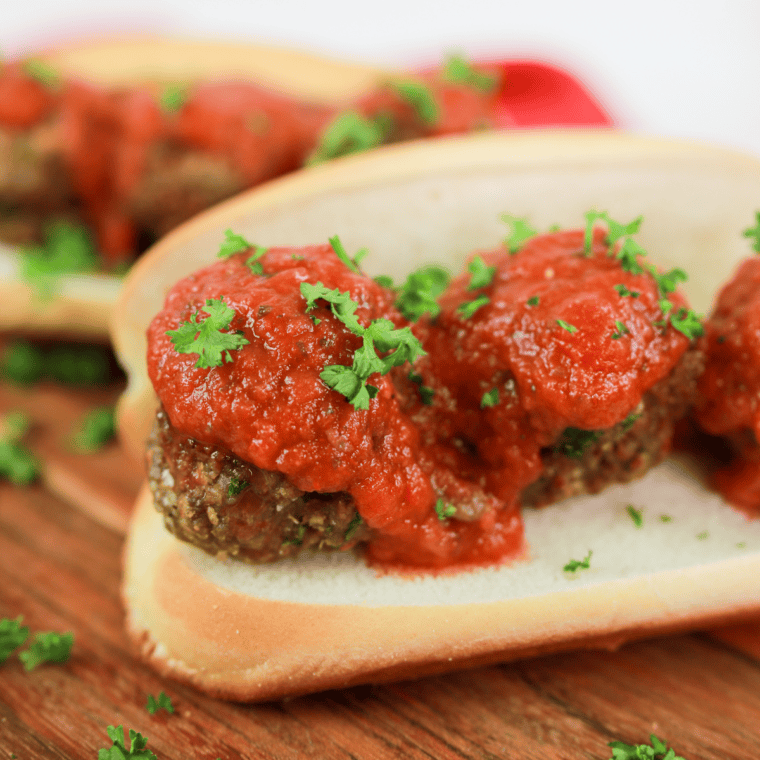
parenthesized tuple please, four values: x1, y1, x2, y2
(611, 320, 630, 339)
(146, 691, 175, 715)
(556, 319, 577, 333)
(19, 630, 73, 670)
(344, 513, 363, 541)
(21, 221, 99, 298)
(307, 111, 391, 165)
(329, 235, 364, 274)
(408, 372, 435, 405)
(301, 282, 425, 409)
(555, 427, 601, 459)
(744, 211, 760, 252)
(608, 734, 684, 760)
(394, 265, 451, 321)
(0, 617, 29, 663)
(457, 294, 489, 319)
(22, 59, 60, 88)
(480, 388, 499, 408)
(167, 298, 250, 369)
(218, 229, 253, 258)
(584, 211, 643, 254)
(626, 504, 643, 528)
(670, 307, 704, 339)
(389, 79, 439, 125)
(621, 412, 641, 430)
(0, 411, 40, 485)
(660, 514, 673, 523)
(246, 245, 269, 275)
(159, 84, 187, 113)
(70, 406, 115, 452)
(0, 340, 45, 385)
(434, 498, 457, 520)
(502, 214, 538, 253)
(564, 550, 592, 573)
(467, 255, 496, 290)
(526, 295, 540, 306)
(98, 726, 157, 760)
(613, 284, 640, 298)
(441, 53, 498, 92)
(227, 477, 249, 498)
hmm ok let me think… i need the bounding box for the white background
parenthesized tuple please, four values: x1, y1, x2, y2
(2, 0, 760, 158)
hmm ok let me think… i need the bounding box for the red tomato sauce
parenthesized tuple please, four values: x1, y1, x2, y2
(695, 257, 760, 513)
(147, 230, 694, 570)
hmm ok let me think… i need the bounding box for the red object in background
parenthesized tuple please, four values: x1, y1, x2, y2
(491, 60, 614, 128)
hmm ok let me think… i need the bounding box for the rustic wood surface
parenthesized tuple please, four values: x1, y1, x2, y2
(3, 378, 760, 760)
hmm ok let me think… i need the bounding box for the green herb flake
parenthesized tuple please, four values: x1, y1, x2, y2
(389, 78, 439, 125)
(526, 295, 540, 307)
(0, 412, 40, 486)
(329, 235, 364, 274)
(696, 531, 709, 540)
(626, 504, 643, 528)
(19, 630, 73, 670)
(555, 427, 601, 459)
(480, 387, 499, 408)
(467, 255, 496, 291)
(22, 58, 60, 88)
(743, 211, 760, 253)
(501, 214, 538, 254)
(556, 319, 577, 333)
(660, 514, 673, 523)
(611, 320, 630, 340)
(441, 53, 498, 92)
(0, 616, 29, 664)
(434, 498, 457, 521)
(227, 477, 249, 498)
(98, 725, 158, 760)
(344, 513, 363, 542)
(0, 340, 46, 385)
(218, 229, 253, 258)
(394, 265, 451, 321)
(613, 284, 640, 298)
(146, 691, 175, 715)
(563, 550, 592, 573)
(670, 307, 704, 340)
(374, 274, 395, 289)
(167, 297, 250, 369)
(245, 245, 269, 275)
(608, 733, 685, 760)
(70, 406, 115, 453)
(159, 84, 188, 113)
(307, 110, 389, 165)
(408, 372, 435, 405)
(621, 412, 641, 430)
(737, 542, 747, 549)
(584, 210, 642, 253)
(457, 294, 490, 319)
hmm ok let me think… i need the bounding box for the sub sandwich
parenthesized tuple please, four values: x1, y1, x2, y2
(114, 131, 760, 701)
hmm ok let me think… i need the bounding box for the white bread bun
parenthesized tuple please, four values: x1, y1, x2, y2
(0, 37, 385, 339)
(115, 130, 760, 700)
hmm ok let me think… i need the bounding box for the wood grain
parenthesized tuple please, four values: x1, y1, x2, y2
(3, 380, 760, 759)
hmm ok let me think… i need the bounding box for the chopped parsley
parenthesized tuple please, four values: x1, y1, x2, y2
(344, 513, 363, 541)
(227, 477, 249, 498)
(282, 524, 306, 547)
(467, 255, 496, 290)
(0, 616, 29, 663)
(502, 214, 538, 254)
(389, 79, 439, 125)
(409, 371, 435, 405)
(0, 340, 46, 385)
(329, 235, 363, 274)
(608, 734, 684, 760)
(434, 498, 457, 520)
(613, 284, 640, 298)
(21, 220, 99, 298)
(218, 229, 253, 258)
(556, 319, 578, 333)
(22, 58, 60, 88)
(660, 514, 673, 523)
(394, 265, 451, 321)
(526, 295, 540, 306)
(98, 726, 158, 760)
(480, 388, 499, 408)
(159, 84, 187, 113)
(440, 53, 498, 92)
(0, 411, 40, 485)
(621, 412, 641, 430)
(555, 427, 601, 459)
(564, 550, 592, 573)
(306, 110, 390, 165)
(245, 245, 269, 275)
(70, 406, 116, 452)
(19, 630, 73, 670)
(457, 294, 490, 319)
(146, 691, 175, 715)
(301, 282, 425, 410)
(744, 211, 760, 252)
(670, 307, 704, 340)
(611, 320, 630, 339)
(584, 210, 643, 254)
(167, 297, 250, 369)
(626, 504, 643, 528)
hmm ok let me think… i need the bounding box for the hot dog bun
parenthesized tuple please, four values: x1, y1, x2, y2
(115, 131, 760, 701)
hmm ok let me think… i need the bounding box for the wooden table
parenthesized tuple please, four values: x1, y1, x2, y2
(3, 379, 760, 760)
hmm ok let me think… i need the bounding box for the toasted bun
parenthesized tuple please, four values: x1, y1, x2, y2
(116, 130, 760, 700)
(0, 37, 384, 339)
